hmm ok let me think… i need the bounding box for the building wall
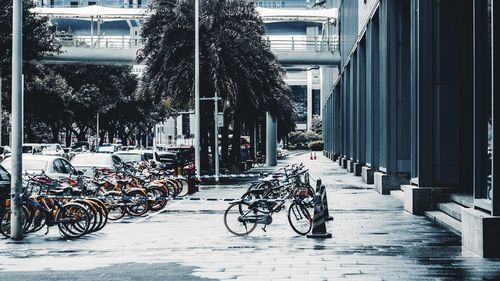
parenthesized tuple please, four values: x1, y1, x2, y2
(322, 0, 500, 257)
(339, 0, 358, 67)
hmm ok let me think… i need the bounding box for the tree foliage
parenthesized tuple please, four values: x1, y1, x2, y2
(140, 0, 296, 168)
(0, 0, 61, 71)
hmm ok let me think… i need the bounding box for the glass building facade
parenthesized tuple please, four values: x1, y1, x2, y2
(322, 0, 500, 258)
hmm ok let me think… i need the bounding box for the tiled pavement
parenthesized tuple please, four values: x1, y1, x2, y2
(1, 152, 500, 280)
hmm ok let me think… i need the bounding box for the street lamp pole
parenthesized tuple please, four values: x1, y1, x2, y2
(10, 0, 23, 240)
(194, 0, 201, 177)
(200, 96, 220, 182)
(96, 112, 100, 146)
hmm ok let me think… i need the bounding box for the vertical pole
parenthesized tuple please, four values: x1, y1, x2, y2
(96, 113, 99, 145)
(97, 18, 101, 49)
(266, 112, 277, 167)
(214, 94, 219, 183)
(0, 71, 2, 147)
(10, 0, 23, 240)
(307, 69, 313, 131)
(194, 0, 201, 177)
(90, 16, 94, 48)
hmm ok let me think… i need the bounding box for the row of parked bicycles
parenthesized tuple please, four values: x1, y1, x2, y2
(0, 162, 191, 239)
(224, 163, 317, 236)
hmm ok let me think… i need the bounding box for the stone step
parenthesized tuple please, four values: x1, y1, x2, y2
(449, 193, 473, 208)
(424, 210, 461, 236)
(390, 189, 404, 201)
(437, 202, 465, 222)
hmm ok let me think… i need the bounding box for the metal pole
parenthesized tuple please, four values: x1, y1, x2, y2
(214, 93, 219, 183)
(0, 71, 2, 146)
(96, 113, 99, 145)
(90, 16, 94, 48)
(194, 0, 201, 177)
(10, 0, 23, 240)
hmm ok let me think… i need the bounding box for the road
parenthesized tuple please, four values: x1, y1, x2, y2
(1, 151, 500, 280)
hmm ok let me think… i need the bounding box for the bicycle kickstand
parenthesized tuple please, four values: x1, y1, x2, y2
(262, 225, 267, 232)
(45, 225, 50, 235)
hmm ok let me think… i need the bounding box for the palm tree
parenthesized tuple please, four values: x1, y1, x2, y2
(140, 0, 295, 172)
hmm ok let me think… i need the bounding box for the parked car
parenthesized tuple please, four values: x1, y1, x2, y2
(41, 143, 65, 158)
(113, 151, 146, 163)
(0, 146, 11, 162)
(1, 155, 78, 179)
(71, 141, 90, 151)
(70, 153, 122, 176)
(0, 165, 10, 216)
(22, 143, 44, 154)
(98, 143, 122, 153)
(63, 148, 76, 161)
(157, 151, 178, 170)
(123, 150, 163, 167)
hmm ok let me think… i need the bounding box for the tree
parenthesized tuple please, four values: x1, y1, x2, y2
(140, 0, 295, 171)
(24, 65, 72, 143)
(50, 65, 141, 143)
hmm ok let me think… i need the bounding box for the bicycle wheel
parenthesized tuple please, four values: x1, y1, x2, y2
(287, 202, 312, 236)
(87, 198, 108, 232)
(175, 178, 189, 197)
(0, 206, 29, 238)
(103, 192, 126, 221)
(125, 190, 150, 216)
(256, 159, 265, 167)
(147, 186, 168, 211)
(74, 199, 100, 234)
(57, 203, 91, 239)
(223, 202, 257, 236)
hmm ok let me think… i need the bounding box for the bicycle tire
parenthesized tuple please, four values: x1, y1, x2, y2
(57, 203, 91, 239)
(147, 186, 168, 211)
(0, 206, 29, 238)
(287, 202, 312, 236)
(125, 190, 150, 216)
(223, 202, 257, 236)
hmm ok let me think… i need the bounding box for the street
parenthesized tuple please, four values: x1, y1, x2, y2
(1, 151, 500, 281)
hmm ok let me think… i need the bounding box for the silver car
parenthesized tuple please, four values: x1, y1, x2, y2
(1, 155, 77, 179)
(70, 153, 122, 177)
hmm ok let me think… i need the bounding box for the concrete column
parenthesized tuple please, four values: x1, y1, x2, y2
(320, 67, 335, 116)
(462, 209, 500, 258)
(266, 112, 277, 167)
(306, 70, 313, 131)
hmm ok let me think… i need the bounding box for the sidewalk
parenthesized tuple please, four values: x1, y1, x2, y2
(1, 152, 500, 281)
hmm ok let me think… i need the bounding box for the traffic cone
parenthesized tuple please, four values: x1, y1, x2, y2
(307, 183, 332, 239)
(314, 153, 317, 160)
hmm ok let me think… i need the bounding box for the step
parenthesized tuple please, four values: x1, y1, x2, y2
(437, 202, 465, 221)
(424, 211, 461, 236)
(390, 189, 404, 201)
(449, 193, 473, 208)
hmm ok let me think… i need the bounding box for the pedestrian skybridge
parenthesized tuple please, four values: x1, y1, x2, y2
(34, 5, 340, 66)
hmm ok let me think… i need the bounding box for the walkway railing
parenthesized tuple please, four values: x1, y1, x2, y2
(264, 36, 339, 52)
(55, 34, 339, 53)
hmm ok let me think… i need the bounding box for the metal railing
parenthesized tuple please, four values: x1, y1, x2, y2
(264, 36, 339, 52)
(54, 34, 339, 53)
(55, 34, 144, 49)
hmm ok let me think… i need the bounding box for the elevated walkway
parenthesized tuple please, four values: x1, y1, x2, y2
(39, 36, 340, 66)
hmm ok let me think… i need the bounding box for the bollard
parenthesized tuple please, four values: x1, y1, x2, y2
(307, 180, 332, 239)
(310, 152, 313, 160)
(314, 153, 317, 160)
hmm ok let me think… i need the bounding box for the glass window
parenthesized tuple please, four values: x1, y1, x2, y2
(112, 156, 122, 167)
(53, 159, 69, 174)
(62, 160, 75, 175)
